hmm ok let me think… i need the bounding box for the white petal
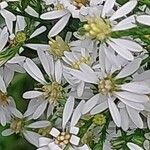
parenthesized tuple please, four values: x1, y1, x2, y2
(39, 137, 52, 147)
(25, 6, 39, 18)
(126, 106, 143, 128)
(37, 50, 53, 77)
(90, 101, 108, 115)
(108, 98, 121, 127)
(62, 96, 75, 129)
(110, 38, 143, 52)
(30, 26, 46, 39)
(112, 15, 137, 31)
(119, 97, 144, 110)
(33, 100, 48, 119)
(70, 127, 79, 135)
(70, 135, 80, 146)
(40, 10, 68, 20)
(102, 0, 115, 17)
(25, 44, 49, 51)
(55, 59, 62, 83)
(120, 108, 129, 131)
(127, 142, 143, 150)
(49, 127, 60, 138)
(0, 26, 8, 51)
(137, 15, 150, 26)
(23, 131, 41, 147)
(121, 82, 150, 94)
(108, 40, 134, 61)
(82, 94, 99, 115)
(48, 13, 71, 37)
(70, 69, 98, 84)
(115, 91, 149, 103)
(2, 129, 14, 136)
(0, 75, 6, 93)
(9, 107, 23, 118)
(24, 58, 47, 84)
(77, 81, 84, 97)
(110, 1, 137, 21)
(27, 121, 50, 128)
(71, 100, 85, 127)
(116, 58, 142, 79)
(23, 91, 43, 99)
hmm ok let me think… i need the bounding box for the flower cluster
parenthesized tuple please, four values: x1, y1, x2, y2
(1, 0, 150, 150)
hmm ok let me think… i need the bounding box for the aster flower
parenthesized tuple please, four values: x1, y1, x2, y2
(70, 50, 150, 127)
(40, 0, 104, 37)
(63, 48, 94, 97)
(37, 98, 89, 150)
(0, 72, 23, 126)
(23, 51, 67, 119)
(2, 111, 51, 147)
(77, 0, 144, 60)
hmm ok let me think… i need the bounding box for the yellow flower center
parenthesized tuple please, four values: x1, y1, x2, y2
(73, 0, 89, 8)
(93, 114, 106, 126)
(10, 119, 23, 134)
(10, 31, 26, 47)
(98, 78, 115, 95)
(83, 17, 111, 41)
(0, 91, 8, 106)
(38, 126, 52, 137)
(72, 56, 91, 70)
(55, 132, 71, 147)
(49, 36, 70, 59)
(54, 2, 64, 10)
(42, 82, 65, 103)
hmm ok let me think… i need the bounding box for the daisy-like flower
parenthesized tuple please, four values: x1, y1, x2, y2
(0, 71, 23, 126)
(25, 33, 72, 61)
(2, 110, 51, 147)
(70, 50, 150, 127)
(40, 0, 104, 37)
(23, 51, 67, 119)
(63, 48, 94, 97)
(77, 0, 144, 60)
(0, 0, 18, 33)
(37, 97, 89, 150)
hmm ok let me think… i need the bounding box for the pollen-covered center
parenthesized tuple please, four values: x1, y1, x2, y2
(10, 119, 23, 134)
(10, 31, 27, 47)
(49, 36, 70, 59)
(0, 91, 8, 106)
(54, 132, 71, 147)
(73, 0, 89, 8)
(83, 17, 111, 41)
(42, 82, 64, 102)
(98, 78, 115, 95)
(72, 56, 91, 69)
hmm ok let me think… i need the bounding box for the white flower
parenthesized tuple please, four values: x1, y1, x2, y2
(37, 97, 89, 150)
(70, 51, 150, 127)
(0, 72, 22, 126)
(77, 0, 144, 60)
(40, 0, 103, 37)
(23, 52, 65, 119)
(2, 111, 51, 147)
(63, 48, 94, 97)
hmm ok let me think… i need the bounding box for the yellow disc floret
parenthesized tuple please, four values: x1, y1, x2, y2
(49, 36, 70, 59)
(42, 82, 65, 103)
(83, 17, 111, 41)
